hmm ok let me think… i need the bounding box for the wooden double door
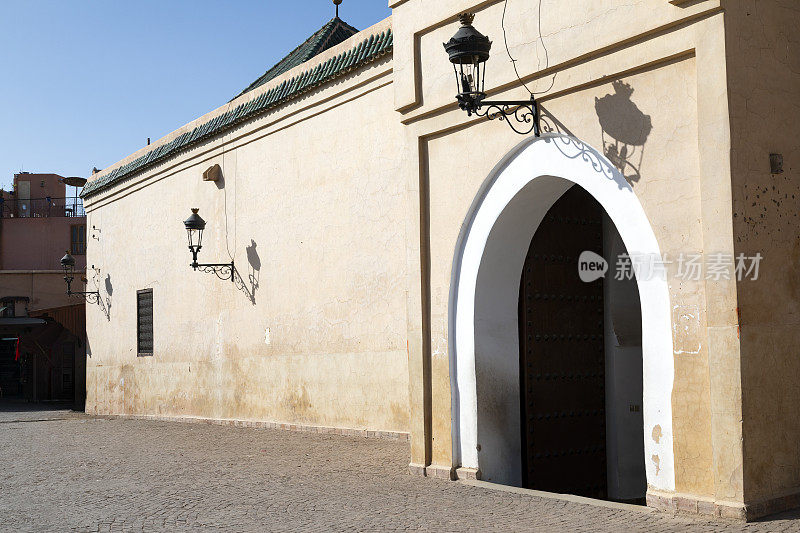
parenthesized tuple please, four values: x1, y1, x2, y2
(518, 185, 607, 498)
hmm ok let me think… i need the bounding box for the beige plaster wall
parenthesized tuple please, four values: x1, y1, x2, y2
(79, 0, 774, 511)
(390, 0, 721, 115)
(83, 64, 411, 434)
(725, 0, 800, 508)
(394, 0, 745, 506)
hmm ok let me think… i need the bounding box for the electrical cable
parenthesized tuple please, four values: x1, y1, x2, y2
(221, 109, 235, 263)
(501, 0, 556, 96)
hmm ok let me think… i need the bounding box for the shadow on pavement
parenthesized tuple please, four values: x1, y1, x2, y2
(0, 399, 84, 423)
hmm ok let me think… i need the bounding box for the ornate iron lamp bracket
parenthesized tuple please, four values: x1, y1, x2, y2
(64, 276, 101, 304)
(60, 251, 101, 304)
(192, 259, 236, 283)
(189, 247, 235, 282)
(457, 93, 541, 136)
(184, 208, 235, 283)
(444, 13, 542, 137)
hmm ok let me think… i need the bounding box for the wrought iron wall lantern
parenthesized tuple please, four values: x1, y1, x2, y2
(444, 13, 540, 136)
(183, 208, 235, 282)
(60, 251, 101, 304)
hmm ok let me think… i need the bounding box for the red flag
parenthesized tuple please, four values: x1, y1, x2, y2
(13, 338, 20, 361)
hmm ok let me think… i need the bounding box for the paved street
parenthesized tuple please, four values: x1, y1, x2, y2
(1, 409, 799, 532)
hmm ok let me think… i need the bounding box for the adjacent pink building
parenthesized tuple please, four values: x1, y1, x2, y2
(0, 172, 87, 408)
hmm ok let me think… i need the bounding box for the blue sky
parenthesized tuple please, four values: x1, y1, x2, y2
(0, 0, 391, 192)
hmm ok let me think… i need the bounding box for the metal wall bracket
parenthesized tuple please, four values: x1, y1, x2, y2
(457, 93, 541, 136)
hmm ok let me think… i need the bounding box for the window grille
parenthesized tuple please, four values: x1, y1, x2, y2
(71, 225, 86, 255)
(136, 289, 153, 356)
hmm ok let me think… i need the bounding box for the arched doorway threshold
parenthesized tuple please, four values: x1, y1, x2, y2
(448, 133, 675, 494)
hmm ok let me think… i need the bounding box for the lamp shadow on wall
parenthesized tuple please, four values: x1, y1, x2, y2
(207, 166, 259, 304)
(233, 239, 260, 305)
(539, 79, 652, 187)
(594, 80, 652, 185)
(102, 274, 113, 321)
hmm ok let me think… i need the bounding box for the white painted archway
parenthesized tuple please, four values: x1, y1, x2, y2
(449, 133, 675, 492)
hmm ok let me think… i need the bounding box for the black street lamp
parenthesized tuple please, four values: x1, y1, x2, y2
(184, 208, 206, 266)
(444, 13, 541, 136)
(183, 208, 234, 282)
(60, 251, 100, 303)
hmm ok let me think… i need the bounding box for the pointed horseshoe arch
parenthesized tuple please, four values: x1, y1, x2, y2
(448, 133, 675, 492)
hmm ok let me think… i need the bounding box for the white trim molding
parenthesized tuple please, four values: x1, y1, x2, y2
(448, 133, 675, 492)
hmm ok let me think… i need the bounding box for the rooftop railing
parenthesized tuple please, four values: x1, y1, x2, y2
(0, 197, 85, 219)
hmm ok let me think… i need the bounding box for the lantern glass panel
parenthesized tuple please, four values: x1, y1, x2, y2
(187, 227, 203, 250)
(455, 60, 485, 96)
(60, 252, 76, 278)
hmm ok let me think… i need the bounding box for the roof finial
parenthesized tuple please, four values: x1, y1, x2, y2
(333, 0, 342, 19)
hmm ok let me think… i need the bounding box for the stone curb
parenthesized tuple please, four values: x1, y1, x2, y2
(99, 413, 410, 442)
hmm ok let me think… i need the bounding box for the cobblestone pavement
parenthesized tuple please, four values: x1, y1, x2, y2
(1, 412, 799, 532)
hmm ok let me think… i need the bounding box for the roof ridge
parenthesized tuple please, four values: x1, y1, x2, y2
(298, 17, 339, 61)
(314, 18, 358, 54)
(232, 17, 360, 101)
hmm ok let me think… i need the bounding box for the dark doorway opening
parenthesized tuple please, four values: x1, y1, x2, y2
(0, 338, 24, 399)
(518, 184, 646, 502)
(0, 303, 86, 411)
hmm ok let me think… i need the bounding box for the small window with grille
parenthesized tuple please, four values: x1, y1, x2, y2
(71, 224, 86, 255)
(136, 289, 153, 356)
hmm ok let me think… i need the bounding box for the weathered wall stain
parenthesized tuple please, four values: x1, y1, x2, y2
(283, 385, 313, 419)
(652, 425, 663, 444)
(735, 178, 799, 243)
(672, 305, 702, 355)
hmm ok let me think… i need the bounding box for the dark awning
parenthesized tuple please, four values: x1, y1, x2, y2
(0, 317, 47, 335)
